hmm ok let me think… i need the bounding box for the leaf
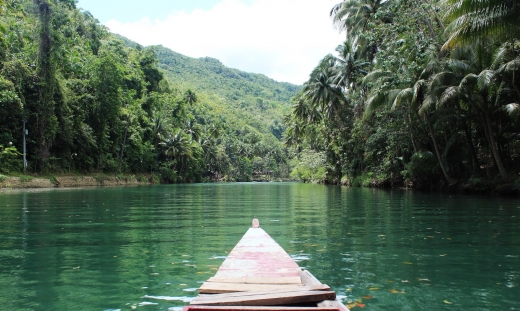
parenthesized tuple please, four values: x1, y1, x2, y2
(403, 262, 413, 265)
(369, 287, 380, 290)
(361, 295, 373, 299)
(388, 289, 404, 293)
(444, 300, 452, 304)
(355, 303, 366, 308)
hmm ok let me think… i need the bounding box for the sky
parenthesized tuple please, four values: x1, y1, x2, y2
(75, 0, 344, 85)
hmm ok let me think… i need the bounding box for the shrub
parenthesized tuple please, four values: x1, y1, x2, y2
(402, 151, 439, 184)
(19, 175, 34, 182)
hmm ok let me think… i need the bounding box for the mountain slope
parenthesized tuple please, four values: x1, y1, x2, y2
(153, 45, 300, 137)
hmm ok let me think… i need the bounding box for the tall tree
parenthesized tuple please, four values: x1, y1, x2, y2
(34, 0, 57, 167)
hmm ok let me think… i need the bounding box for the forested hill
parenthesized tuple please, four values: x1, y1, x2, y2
(156, 45, 300, 140)
(155, 46, 299, 104)
(0, 1, 298, 183)
(115, 36, 300, 138)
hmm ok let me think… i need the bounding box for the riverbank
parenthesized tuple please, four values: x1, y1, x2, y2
(0, 174, 153, 189)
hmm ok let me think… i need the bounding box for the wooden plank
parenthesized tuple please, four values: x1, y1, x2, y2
(299, 270, 323, 287)
(207, 276, 303, 285)
(212, 228, 303, 281)
(317, 300, 350, 311)
(199, 282, 330, 294)
(183, 306, 342, 311)
(245, 277, 302, 285)
(194, 287, 325, 300)
(190, 289, 336, 306)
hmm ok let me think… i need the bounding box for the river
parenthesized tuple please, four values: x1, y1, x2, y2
(0, 183, 519, 310)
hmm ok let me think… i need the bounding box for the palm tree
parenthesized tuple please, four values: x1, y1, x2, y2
(161, 128, 201, 173)
(442, 0, 520, 50)
(330, 0, 392, 61)
(363, 68, 460, 185)
(302, 56, 346, 124)
(437, 42, 517, 180)
(185, 120, 202, 141)
(332, 39, 369, 91)
(330, 0, 392, 38)
(183, 89, 198, 106)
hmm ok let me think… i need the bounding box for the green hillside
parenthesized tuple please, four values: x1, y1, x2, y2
(0, 1, 299, 182)
(154, 45, 300, 138)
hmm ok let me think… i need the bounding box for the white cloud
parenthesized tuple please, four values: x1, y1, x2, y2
(105, 0, 343, 85)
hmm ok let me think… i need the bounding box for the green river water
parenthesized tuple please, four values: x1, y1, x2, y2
(0, 183, 519, 311)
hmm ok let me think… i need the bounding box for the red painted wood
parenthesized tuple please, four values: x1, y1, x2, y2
(183, 307, 341, 311)
(190, 221, 350, 310)
(212, 227, 302, 282)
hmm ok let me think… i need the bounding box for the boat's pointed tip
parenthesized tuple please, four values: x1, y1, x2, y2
(252, 218, 260, 228)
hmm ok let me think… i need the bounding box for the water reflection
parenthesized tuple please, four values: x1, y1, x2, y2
(0, 184, 519, 310)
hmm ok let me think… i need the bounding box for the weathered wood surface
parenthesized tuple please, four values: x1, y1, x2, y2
(211, 227, 302, 281)
(191, 288, 336, 306)
(192, 220, 348, 310)
(206, 276, 303, 285)
(199, 283, 330, 294)
(299, 270, 323, 287)
(183, 306, 342, 311)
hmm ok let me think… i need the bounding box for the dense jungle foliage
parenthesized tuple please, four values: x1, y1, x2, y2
(0, 0, 297, 182)
(285, 0, 520, 190)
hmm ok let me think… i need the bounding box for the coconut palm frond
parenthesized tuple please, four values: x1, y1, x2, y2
(363, 92, 387, 119)
(459, 73, 478, 90)
(496, 58, 520, 76)
(412, 79, 427, 104)
(491, 43, 514, 69)
(362, 69, 391, 85)
(391, 88, 413, 111)
(419, 94, 436, 116)
(477, 69, 495, 91)
(438, 86, 460, 108)
(445, 58, 471, 74)
(442, 0, 520, 50)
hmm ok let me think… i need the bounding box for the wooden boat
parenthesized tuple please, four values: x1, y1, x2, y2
(183, 219, 349, 311)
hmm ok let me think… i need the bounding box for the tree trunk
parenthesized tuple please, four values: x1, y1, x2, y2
(404, 110, 418, 153)
(117, 117, 130, 174)
(35, 0, 55, 170)
(455, 99, 480, 174)
(424, 115, 458, 185)
(461, 120, 479, 175)
(483, 114, 509, 180)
